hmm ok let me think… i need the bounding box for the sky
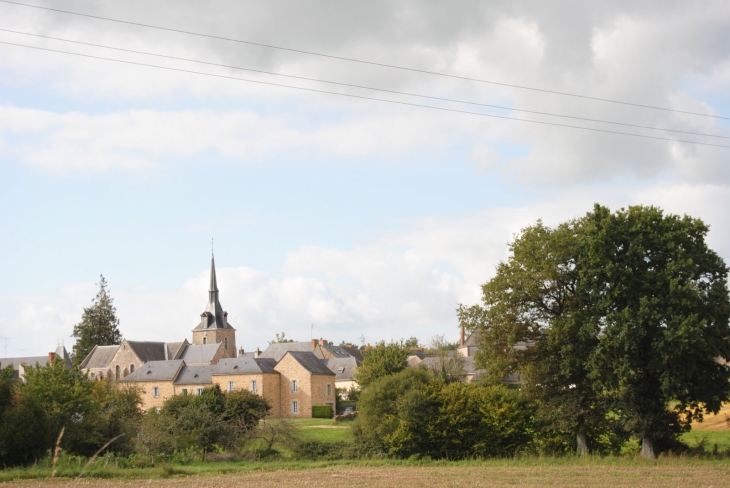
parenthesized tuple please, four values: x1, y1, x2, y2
(1, 0, 729, 357)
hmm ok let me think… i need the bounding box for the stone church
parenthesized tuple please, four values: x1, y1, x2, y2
(80, 256, 340, 418)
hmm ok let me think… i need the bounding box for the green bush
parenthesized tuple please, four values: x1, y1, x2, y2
(291, 440, 364, 460)
(312, 405, 334, 418)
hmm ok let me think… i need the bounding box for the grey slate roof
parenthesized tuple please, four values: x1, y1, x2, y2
(261, 342, 320, 362)
(126, 341, 168, 362)
(286, 351, 335, 375)
(213, 354, 278, 375)
(79, 345, 120, 369)
(119, 359, 184, 382)
(323, 357, 359, 381)
(166, 341, 188, 360)
(463, 331, 481, 347)
(321, 344, 356, 359)
(177, 343, 223, 365)
(0, 356, 48, 376)
(174, 364, 214, 385)
(340, 346, 363, 362)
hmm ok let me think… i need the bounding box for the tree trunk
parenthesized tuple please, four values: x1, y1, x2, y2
(576, 428, 588, 456)
(641, 436, 655, 459)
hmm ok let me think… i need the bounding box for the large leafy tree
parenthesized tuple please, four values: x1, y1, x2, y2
(461, 220, 607, 455)
(71, 275, 122, 366)
(584, 205, 730, 458)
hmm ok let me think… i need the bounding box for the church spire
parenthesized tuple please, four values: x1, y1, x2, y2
(209, 254, 219, 293)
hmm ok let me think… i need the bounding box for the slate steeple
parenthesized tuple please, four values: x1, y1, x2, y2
(195, 254, 231, 330)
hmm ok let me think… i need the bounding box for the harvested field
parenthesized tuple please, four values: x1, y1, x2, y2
(5, 461, 730, 488)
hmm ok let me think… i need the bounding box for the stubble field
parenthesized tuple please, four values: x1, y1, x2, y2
(4, 460, 730, 488)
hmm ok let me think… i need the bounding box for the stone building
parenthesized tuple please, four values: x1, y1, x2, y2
(81, 254, 339, 417)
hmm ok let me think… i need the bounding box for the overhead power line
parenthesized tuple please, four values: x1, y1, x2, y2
(1, 40, 728, 149)
(2, 28, 726, 141)
(1, 0, 726, 121)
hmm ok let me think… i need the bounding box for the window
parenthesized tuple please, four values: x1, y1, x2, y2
(153, 387, 159, 398)
(130, 364, 134, 373)
(203, 337, 207, 344)
(182, 388, 188, 395)
(197, 388, 204, 395)
(224, 337, 228, 349)
(292, 400, 298, 414)
(251, 379, 258, 393)
(291, 379, 298, 393)
(228, 381, 234, 392)
(115, 365, 120, 380)
(327, 384, 332, 396)
(337, 367, 345, 374)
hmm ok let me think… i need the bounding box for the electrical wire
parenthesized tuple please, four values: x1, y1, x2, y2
(1, 40, 728, 149)
(2, 28, 726, 140)
(1, 0, 726, 121)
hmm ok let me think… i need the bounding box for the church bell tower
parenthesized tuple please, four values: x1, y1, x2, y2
(191, 255, 237, 357)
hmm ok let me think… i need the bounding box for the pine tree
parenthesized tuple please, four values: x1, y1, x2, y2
(71, 275, 123, 367)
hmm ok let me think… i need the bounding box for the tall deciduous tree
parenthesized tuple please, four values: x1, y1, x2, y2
(461, 220, 606, 455)
(584, 205, 730, 458)
(71, 275, 122, 366)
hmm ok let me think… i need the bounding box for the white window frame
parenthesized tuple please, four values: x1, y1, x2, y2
(228, 381, 234, 392)
(292, 400, 298, 414)
(251, 379, 258, 394)
(327, 384, 332, 396)
(291, 379, 298, 393)
(153, 386, 159, 398)
(197, 388, 203, 395)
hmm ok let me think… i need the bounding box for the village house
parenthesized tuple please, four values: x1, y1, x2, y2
(0, 344, 72, 381)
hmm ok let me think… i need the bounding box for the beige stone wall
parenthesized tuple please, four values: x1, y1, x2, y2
(212, 373, 281, 417)
(124, 380, 175, 410)
(192, 329, 237, 358)
(274, 355, 335, 418)
(108, 341, 144, 382)
(173, 383, 211, 396)
(311, 373, 336, 412)
(274, 354, 311, 418)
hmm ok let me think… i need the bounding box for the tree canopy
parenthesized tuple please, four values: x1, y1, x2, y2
(354, 340, 410, 388)
(462, 204, 730, 458)
(71, 275, 122, 367)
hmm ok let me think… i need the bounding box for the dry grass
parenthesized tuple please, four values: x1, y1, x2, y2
(5, 461, 730, 488)
(691, 403, 730, 431)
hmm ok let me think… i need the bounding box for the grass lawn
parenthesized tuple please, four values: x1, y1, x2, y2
(2, 458, 730, 487)
(279, 418, 354, 443)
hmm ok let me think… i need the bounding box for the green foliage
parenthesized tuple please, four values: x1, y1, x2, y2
(312, 405, 333, 418)
(355, 340, 410, 388)
(20, 357, 100, 454)
(269, 332, 295, 344)
(583, 205, 730, 455)
(356, 368, 533, 459)
(390, 381, 533, 459)
(462, 204, 730, 457)
(138, 385, 271, 455)
(354, 368, 433, 452)
(0, 369, 50, 467)
(71, 275, 123, 367)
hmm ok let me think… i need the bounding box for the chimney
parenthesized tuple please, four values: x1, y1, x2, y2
(254, 347, 261, 358)
(460, 324, 465, 347)
(311, 339, 318, 349)
(238, 346, 244, 356)
(48, 352, 56, 363)
(365, 343, 371, 351)
(318, 338, 325, 346)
